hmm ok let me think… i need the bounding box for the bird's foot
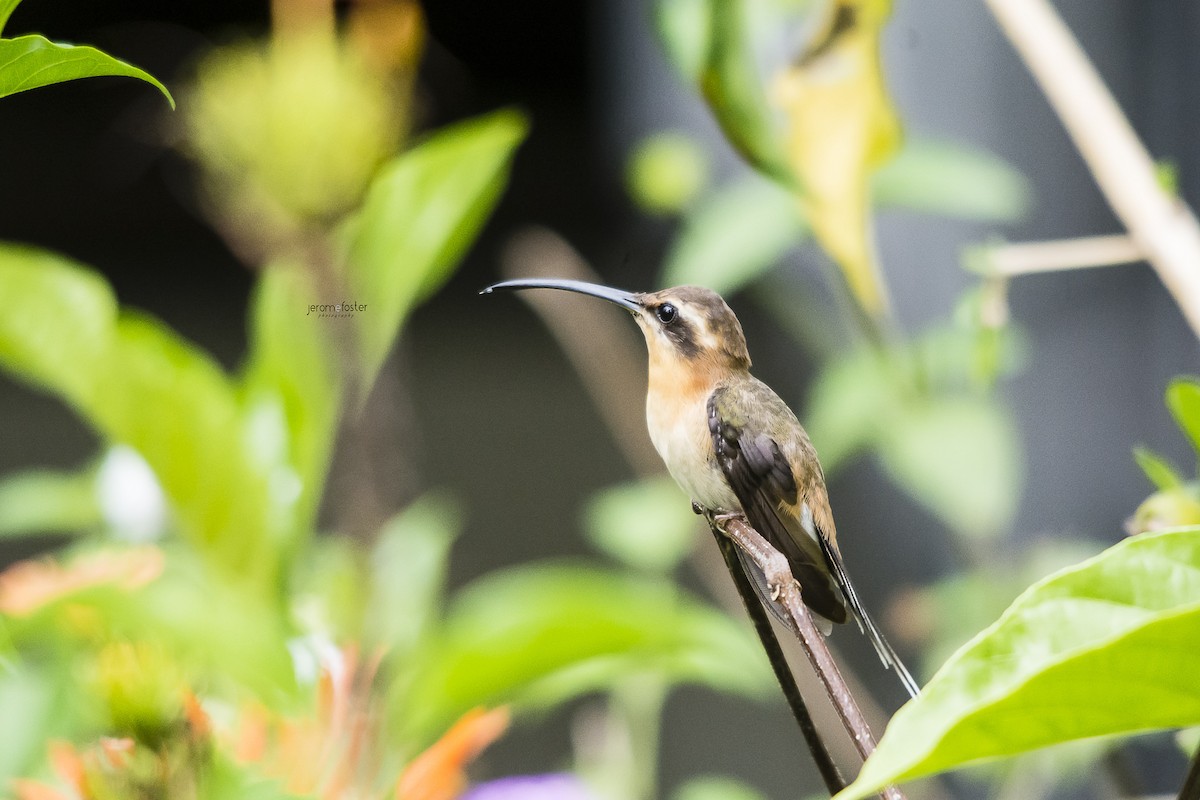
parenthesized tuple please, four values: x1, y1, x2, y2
(698, 506, 741, 532)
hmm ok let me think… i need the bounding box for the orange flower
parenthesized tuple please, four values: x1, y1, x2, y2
(0, 547, 163, 617)
(395, 707, 511, 800)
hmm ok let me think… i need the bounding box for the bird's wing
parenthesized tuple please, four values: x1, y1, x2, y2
(707, 381, 849, 624)
(707, 379, 921, 698)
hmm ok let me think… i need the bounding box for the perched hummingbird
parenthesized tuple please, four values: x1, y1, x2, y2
(484, 278, 920, 698)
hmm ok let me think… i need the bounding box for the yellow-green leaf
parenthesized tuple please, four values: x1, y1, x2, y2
(837, 527, 1200, 799)
(772, 0, 899, 317)
(0, 35, 173, 107)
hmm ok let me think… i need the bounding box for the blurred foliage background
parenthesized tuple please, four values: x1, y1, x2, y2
(0, 0, 1199, 799)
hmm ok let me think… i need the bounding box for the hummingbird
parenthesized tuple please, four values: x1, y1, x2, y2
(483, 278, 920, 698)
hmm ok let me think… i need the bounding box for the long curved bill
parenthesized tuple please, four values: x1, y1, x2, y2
(481, 278, 641, 312)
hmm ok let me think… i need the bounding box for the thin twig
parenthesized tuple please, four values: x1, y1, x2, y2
(717, 515, 906, 800)
(983, 234, 1144, 277)
(710, 526, 845, 794)
(985, 0, 1200, 339)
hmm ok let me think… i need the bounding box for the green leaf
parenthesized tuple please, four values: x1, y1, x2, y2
(1133, 446, 1183, 491)
(836, 526, 1200, 800)
(626, 131, 711, 215)
(804, 347, 893, 473)
(661, 176, 806, 294)
(397, 564, 773, 743)
(364, 493, 461, 656)
(344, 109, 527, 391)
(242, 263, 340, 536)
(0, 466, 100, 537)
(584, 476, 699, 572)
(0, 0, 21, 35)
(1167, 376, 1200, 455)
(0, 35, 174, 107)
(873, 139, 1031, 222)
(656, 0, 711, 81)
(877, 397, 1021, 538)
(658, 0, 793, 185)
(0, 246, 287, 588)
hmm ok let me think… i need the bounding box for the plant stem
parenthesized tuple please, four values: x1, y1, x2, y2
(711, 526, 845, 794)
(986, 0, 1200, 339)
(715, 514, 907, 800)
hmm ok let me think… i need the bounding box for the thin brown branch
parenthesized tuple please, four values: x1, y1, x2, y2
(983, 234, 1144, 277)
(717, 514, 906, 800)
(986, 0, 1200, 339)
(711, 526, 845, 794)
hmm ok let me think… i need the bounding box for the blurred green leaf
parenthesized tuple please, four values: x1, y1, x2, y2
(0, 0, 20, 35)
(804, 346, 892, 472)
(242, 264, 339, 538)
(344, 109, 527, 391)
(659, 0, 793, 184)
(837, 526, 1200, 799)
(1167, 376, 1200, 455)
(878, 397, 1020, 538)
(0, 466, 99, 538)
(774, 0, 899, 318)
(0, 246, 288, 589)
(673, 775, 769, 800)
(0, 661, 82, 788)
(656, 0, 711, 81)
(661, 176, 805, 294)
(0, 35, 173, 107)
(626, 131, 710, 215)
(584, 476, 698, 572)
(398, 564, 772, 743)
(365, 493, 461, 656)
(874, 139, 1031, 222)
(1133, 446, 1183, 491)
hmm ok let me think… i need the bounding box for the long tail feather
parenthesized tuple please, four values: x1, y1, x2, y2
(818, 536, 921, 699)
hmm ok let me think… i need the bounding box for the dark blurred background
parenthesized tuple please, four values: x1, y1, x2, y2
(2, 0, 1199, 796)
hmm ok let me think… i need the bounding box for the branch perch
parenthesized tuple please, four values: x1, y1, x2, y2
(711, 514, 906, 800)
(710, 526, 844, 793)
(986, 0, 1200, 339)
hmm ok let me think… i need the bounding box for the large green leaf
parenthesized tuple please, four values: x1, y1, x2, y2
(584, 476, 699, 572)
(0, 35, 173, 106)
(396, 564, 773, 743)
(837, 526, 1200, 799)
(0, 246, 287, 588)
(661, 176, 805, 294)
(241, 263, 339, 540)
(873, 139, 1031, 222)
(877, 397, 1021, 539)
(343, 109, 527, 390)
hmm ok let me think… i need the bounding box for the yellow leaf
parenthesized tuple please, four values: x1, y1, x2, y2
(772, 0, 900, 317)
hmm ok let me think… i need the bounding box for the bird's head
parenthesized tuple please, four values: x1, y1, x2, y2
(483, 279, 751, 375)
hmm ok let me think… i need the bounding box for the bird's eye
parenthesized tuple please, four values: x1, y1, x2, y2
(655, 303, 678, 324)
